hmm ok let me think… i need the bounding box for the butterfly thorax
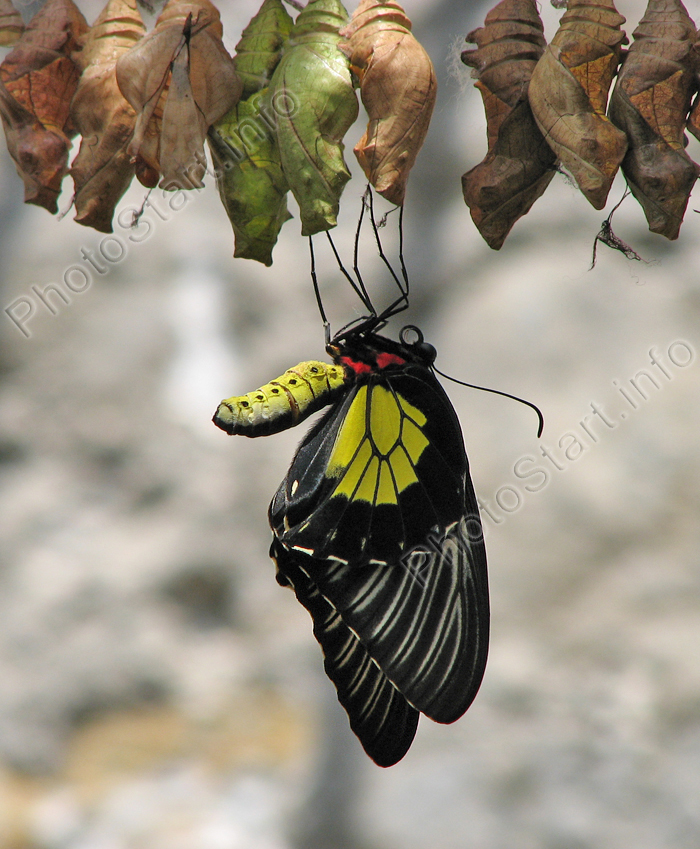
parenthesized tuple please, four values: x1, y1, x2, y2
(328, 327, 437, 383)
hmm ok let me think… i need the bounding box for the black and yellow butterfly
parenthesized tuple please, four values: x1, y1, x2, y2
(214, 319, 489, 766)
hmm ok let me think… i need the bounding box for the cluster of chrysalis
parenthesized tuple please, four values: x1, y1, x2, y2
(0, 0, 436, 265)
(6, 0, 697, 259)
(462, 0, 700, 249)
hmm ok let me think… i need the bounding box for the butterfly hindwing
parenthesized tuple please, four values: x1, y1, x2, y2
(269, 363, 469, 565)
(268, 330, 489, 746)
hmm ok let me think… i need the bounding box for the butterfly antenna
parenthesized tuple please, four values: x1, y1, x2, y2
(309, 236, 331, 341)
(433, 364, 545, 438)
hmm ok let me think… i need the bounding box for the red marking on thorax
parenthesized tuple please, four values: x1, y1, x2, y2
(340, 356, 372, 375)
(376, 353, 406, 368)
(341, 352, 407, 374)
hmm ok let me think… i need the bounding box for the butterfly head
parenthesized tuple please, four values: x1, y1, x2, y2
(327, 323, 437, 379)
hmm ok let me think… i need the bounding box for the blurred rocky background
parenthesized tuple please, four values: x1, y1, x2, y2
(2, 0, 700, 847)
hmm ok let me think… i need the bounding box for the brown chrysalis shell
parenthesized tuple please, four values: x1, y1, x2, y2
(528, 0, 629, 209)
(0, 0, 24, 46)
(461, 0, 557, 249)
(116, 0, 241, 189)
(70, 0, 146, 232)
(0, 0, 88, 212)
(609, 0, 698, 240)
(339, 0, 436, 206)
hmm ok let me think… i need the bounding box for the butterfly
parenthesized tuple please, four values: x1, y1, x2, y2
(214, 316, 489, 766)
(213, 183, 507, 763)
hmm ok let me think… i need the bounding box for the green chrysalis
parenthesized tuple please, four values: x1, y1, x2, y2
(268, 0, 359, 236)
(210, 90, 292, 267)
(234, 0, 294, 99)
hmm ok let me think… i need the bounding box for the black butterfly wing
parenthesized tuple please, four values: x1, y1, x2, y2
(299, 515, 488, 724)
(271, 539, 419, 767)
(269, 364, 469, 565)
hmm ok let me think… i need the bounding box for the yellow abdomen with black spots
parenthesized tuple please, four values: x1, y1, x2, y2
(214, 360, 347, 437)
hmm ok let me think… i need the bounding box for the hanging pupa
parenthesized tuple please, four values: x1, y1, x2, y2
(233, 0, 293, 98)
(460, 0, 557, 249)
(0, 0, 88, 212)
(267, 0, 358, 236)
(339, 0, 436, 206)
(528, 0, 628, 209)
(209, 90, 292, 266)
(116, 0, 241, 189)
(209, 0, 293, 264)
(0, 0, 24, 46)
(609, 0, 698, 239)
(687, 28, 700, 139)
(70, 0, 146, 233)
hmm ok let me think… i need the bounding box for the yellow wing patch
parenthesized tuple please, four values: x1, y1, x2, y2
(326, 384, 429, 505)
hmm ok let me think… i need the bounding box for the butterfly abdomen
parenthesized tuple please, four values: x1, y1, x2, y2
(213, 360, 348, 437)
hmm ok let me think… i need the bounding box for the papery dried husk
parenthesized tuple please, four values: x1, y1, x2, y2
(610, 0, 698, 240)
(688, 28, 700, 139)
(528, 0, 629, 209)
(116, 0, 241, 189)
(70, 0, 146, 232)
(0, 0, 24, 46)
(0, 0, 88, 211)
(461, 0, 557, 249)
(339, 0, 436, 206)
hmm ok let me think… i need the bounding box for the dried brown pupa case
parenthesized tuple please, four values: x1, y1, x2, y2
(70, 0, 146, 233)
(339, 0, 436, 206)
(687, 28, 700, 140)
(0, 0, 88, 212)
(528, 0, 629, 209)
(461, 0, 557, 249)
(609, 0, 698, 240)
(116, 0, 241, 189)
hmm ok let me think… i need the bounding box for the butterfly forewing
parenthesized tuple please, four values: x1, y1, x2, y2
(271, 539, 419, 767)
(295, 514, 488, 723)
